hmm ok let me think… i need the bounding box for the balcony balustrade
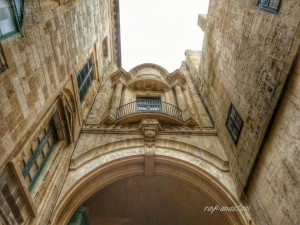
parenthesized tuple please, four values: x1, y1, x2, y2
(116, 100, 183, 121)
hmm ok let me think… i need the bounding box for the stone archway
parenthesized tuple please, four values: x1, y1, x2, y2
(50, 155, 249, 225)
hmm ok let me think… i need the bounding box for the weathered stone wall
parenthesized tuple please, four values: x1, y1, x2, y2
(0, 0, 113, 168)
(197, 0, 300, 193)
(0, 0, 116, 224)
(246, 49, 300, 225)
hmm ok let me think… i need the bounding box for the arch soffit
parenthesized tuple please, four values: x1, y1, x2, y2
(51, 155, 248, 225)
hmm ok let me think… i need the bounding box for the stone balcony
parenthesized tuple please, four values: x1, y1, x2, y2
(115, 100, 183, 125)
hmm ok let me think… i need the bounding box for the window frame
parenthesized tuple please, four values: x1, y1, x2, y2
(136, 97, 162, 112)
(0, 0, 24, 41)
(76, 57, 94, 103)
(257, 0, 282, 14)
(226, 104, 243, 145)
(22, 120, 58, 192)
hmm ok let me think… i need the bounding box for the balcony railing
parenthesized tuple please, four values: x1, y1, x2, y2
(116, 101, 183, 121)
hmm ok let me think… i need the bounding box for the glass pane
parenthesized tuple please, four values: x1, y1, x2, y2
(80, 71, 85, 85)
(88, 58, 92, 68)
(260, 0, 270, 5)
(90, 69, 94, 80)
(14, 0, 23, 20)
(229, 108, 236, 120)
(136, 97, 162, 111)
(77, 75, 81, 87)
(269, 0, 280, 8)
(80, 91, 84, 102)
(232, 127, 239, 141)
(235, 116, 243, 129)
(0, 1, 17, 36)
(84, 63, 88, 74)
(227, 119, 234, 132)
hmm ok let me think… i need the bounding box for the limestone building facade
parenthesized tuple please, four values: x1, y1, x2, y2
(0, 0, 299, 225)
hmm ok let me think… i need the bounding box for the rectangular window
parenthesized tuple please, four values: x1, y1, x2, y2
(226, 104, 243, 144)
(76, 57, 94, 103)
(257, 0, 281, 14)
(136, 97, 162, 112)
(22, 120, 58, 192)
(0, 0, 24, 40)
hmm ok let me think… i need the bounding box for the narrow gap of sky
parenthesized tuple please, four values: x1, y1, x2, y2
(119, 0, 210, 72)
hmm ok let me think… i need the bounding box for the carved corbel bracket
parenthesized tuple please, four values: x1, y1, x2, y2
(139, 119, 161, 176)
(140, 119, 162, 148)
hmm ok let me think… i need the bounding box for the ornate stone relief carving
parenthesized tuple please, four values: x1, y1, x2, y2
(139, 119, 161, 176)
(140, 119, 160, 148)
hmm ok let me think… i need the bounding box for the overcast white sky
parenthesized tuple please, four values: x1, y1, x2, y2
(119, 0, 210, 72)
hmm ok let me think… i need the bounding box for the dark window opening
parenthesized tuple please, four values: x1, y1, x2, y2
(0, 0, 24, 40)
(0, 42, 8, 73)
(22, 119, 58, 192)
(76, 57, 94, 103)
(68, 206, 90, 225)
(226, 104, 243, 144)
(102, 36, 108, 58)
(2, 185, 24, 223)
(136, 97, 162, 112)
(257, 0, 281, 14)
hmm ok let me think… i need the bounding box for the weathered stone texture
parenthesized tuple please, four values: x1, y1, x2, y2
(196, 0, 300, 192)
(0, 0, 112, 168)
(0, 0, 117, 224)
(247, 51, 300, 225)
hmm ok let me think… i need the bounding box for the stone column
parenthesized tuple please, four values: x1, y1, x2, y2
(174, 85, 191, 121)
(109, 83, 123, 119)
(111, 83, 123, 109)
(175, 85, 187, 110)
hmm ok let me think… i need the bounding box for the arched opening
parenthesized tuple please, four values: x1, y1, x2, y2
(51, 156, 248, 225)
(83, 176, 231, 225)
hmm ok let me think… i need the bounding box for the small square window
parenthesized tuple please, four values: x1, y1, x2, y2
(226, 104, 243, 144)
(257, 0, 282, 14)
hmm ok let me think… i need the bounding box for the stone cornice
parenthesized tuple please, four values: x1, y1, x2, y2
(167, 70, 187, 87)
(82, 123, 216, 135)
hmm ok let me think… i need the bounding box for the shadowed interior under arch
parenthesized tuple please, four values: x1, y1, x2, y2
(84, 175, 232, 225)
